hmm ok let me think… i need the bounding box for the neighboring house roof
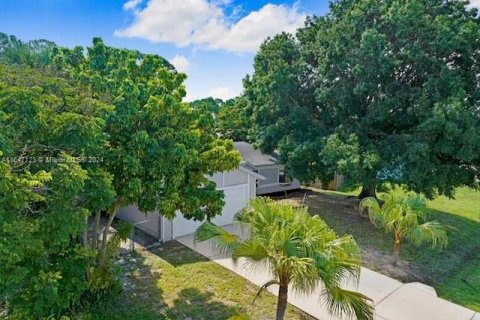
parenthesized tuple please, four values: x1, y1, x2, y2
(233, 141, 279, 167)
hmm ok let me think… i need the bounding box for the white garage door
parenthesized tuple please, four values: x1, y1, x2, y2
(172, 183, 249, 239)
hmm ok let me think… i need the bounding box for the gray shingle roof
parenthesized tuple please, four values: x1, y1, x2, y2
(233, 141, 278, 167)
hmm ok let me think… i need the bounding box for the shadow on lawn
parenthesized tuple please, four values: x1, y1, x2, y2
(166, 287, 238, 320)
(85, 242, 238, 320)
(151, 240, 210, 267)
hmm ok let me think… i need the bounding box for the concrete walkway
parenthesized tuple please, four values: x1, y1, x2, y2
(176, 225, 478, 320)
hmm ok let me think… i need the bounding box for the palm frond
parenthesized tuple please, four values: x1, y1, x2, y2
(322, 286, 374, 320)
(233, 239, 269, 261)
(362, 192, 448, 255)
(360, 197, 385, 228)
(194, 221, 239, 255)
(252, 279, 280, 304)
(312, 250, 360, 295)
(408, 220, 448, 249)
(285, 256, 318, 294)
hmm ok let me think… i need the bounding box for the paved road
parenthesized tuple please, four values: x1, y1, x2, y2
(176, 224, 478, 320)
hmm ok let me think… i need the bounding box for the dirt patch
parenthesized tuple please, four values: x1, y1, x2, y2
(270, 189, 425, 283)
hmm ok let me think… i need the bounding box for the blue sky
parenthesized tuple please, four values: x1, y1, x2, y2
(0, 0, 330, 101)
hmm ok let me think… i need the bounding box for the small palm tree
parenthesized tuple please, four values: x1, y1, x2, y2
(195, 197, 374, 320)
(360, 193, 448, 266)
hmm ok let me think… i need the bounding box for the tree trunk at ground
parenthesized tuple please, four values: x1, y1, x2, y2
(391, 239, 401, 266)
(276, 284, 289, 320)
(358, 184, 376, 199)
(91, 210, 101, 249)
(98, 212, 115, 272)
(98, 200, 121, 272)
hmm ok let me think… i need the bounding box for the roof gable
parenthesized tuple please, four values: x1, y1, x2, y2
(233, 141, 279, 167)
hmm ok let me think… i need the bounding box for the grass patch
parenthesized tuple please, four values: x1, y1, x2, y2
(280, 187, 480, 312)
(78, 241, 310, 320)
(427, 187, 480, 221)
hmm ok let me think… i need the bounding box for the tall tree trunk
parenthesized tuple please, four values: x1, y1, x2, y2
(98, 199, 121, 272)
(91, 210, 101, 249)
(358, 183, 376, 199)
(391, 238, 401, 266)
(83, 215, 89, 247)
(276, 283, 289, 320)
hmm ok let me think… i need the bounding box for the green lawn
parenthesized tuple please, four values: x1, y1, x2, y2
(425, 188, 480, 311)
(78, 241, 311, 320)
(281, 187, 480, 312)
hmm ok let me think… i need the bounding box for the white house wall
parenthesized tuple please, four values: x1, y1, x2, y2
(117, 167, 257, 241)
(248, 173, 256, 198)
(162, 217, 173, 241)
(116, 205, 160, 238)
(223, 170, 248, 186)
(171, 183, 249, 239)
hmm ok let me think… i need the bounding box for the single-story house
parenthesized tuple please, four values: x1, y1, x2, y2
(116, 164, 265, 241)
(233, 141, 301, 195)
(117, 141, 302, 242)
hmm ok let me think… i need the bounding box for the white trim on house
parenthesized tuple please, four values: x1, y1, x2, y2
(238, 165, 266, 180)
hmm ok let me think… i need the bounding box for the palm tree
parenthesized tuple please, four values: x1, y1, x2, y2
(360, 193, 448, 266)
(195, 197, 374, 320)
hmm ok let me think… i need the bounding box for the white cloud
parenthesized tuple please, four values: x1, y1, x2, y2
(123, 0, 142, 11)
(115, 0, 306, 53)
(212, 0, 232, 6)
(169, 54, 189, 72)
(208, 86, 235, 100)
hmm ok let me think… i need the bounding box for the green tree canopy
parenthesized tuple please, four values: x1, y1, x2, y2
(0, 37, 241, 317)
(244, 0, 480, 198)
(54, 38, 241, 272)
(216, 96, 250, 141)
(0, 64, 110, 317)
(190, 96, 224, 114)
(0, 32, 56, 67)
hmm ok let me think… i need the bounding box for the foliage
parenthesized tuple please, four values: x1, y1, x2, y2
(275, 187, 480, 311)
(195, 197, 373, 320)
(243, 0, 480, 197)
(54, 38, 241, 220)
(0, 32, 56, 67)
(360, 192, 448, 265)
(190, 96, 250, 141)
(227, 312, 252, 320)
(243, 33, 323, 184)
(0, 65, 108, 317)
(0, 36, 241, 318)
(190, 96, 224, 114)
(78, 241, 305, 320)
(216, 96, 250, 141)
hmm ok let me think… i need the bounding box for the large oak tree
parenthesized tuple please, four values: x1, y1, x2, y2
(244, 0, 480, 198)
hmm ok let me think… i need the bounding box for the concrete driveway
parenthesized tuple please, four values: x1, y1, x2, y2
(176, 224, 478, 320)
